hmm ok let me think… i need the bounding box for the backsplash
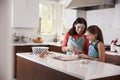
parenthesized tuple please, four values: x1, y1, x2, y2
(11, 28, 55, 42)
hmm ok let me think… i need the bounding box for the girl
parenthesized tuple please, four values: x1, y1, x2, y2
(62, 17, 89, 55)
(79, 25, 105, 62)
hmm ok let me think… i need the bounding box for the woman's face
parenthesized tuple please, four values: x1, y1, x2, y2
(75, 23, 85, 34)
(85, 31, 97, 42)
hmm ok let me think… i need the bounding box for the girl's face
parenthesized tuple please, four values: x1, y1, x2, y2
(85, 31, 97, 42)
(75, 23, 85, 34)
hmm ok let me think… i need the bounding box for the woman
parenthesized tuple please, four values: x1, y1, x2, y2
(79, 25, 105, 62)
(62, 17, 89, 55)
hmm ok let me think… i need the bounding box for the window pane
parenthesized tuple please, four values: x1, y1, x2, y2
(39, 4, 53, 19)
(39, 4, 53, 35)
(41, 19, 53, 34)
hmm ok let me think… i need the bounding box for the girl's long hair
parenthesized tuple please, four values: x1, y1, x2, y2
(87, 25, 104, 43)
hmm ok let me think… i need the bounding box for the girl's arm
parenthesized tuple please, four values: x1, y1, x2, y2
(79, 42, 105, 62)
(96, 42, 105, 62)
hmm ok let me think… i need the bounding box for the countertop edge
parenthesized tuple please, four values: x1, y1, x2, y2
(12, 42, 62, 47)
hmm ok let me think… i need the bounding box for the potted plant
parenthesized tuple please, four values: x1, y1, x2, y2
(53, 33, 58, 42)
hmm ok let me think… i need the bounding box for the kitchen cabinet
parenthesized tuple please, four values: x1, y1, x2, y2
(13, 45, 49, 78)
(13, 43, 63, 78)
(17, 55, 80, 80)
(13, 0, 39, 28)
(17, 53, 120, 80)
(105, 54, 120, 66)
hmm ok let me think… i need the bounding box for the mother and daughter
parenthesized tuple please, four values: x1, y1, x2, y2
(62, 17, 105, 62)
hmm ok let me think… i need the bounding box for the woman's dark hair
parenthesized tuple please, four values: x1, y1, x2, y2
(69, 17, 87, 35)
(87, 25, 104, 43)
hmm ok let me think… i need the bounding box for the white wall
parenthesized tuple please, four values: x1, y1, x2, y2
(113, 0, 120, 28)
(0, 0, 13, 80)
(65, 9, 77, 28)
(86, 0, 120, 45)
(77, 10, 86, 19)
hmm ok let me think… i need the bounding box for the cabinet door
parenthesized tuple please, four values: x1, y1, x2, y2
(13, 0, 39, 28)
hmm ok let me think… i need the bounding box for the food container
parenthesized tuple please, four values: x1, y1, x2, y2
(115, 45, 120, 54)
(32, 47, 49, 55)
(21, 36, 30, 43)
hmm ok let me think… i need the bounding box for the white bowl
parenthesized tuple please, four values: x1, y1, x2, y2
(32, 47, 49, 55)
(115, 46, 120, 54)
(79, 59, 89, 64)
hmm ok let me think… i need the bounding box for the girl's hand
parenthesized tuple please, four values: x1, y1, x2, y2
(79, 54, 88, 59)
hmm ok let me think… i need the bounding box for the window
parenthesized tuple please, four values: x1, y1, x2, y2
(39, 4, 53, 35)
(39, 3, 68, 35)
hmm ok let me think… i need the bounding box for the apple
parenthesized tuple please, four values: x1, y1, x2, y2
(39, 52, 45, 58)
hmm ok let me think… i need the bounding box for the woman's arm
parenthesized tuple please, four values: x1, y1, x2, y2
(62, 32, 76, 52)
(62, 32, 70, 52)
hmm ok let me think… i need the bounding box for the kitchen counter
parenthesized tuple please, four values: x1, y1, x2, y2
(12, 42, 62, 47)
(13, 42, 63, 78)
(17, 53, 120, 80)
(106, 51, 120, 56)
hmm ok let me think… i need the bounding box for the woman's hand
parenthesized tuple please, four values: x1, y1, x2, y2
(66, 46, 75, 52)
(73, 48, 84, 54)
(65, 47, 84, 54)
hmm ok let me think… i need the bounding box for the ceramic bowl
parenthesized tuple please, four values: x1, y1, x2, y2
(32, 47, 49, 55)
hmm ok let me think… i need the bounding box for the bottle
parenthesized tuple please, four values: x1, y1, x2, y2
(110, 39, 117, 52)
(110, 43, 116, 52)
